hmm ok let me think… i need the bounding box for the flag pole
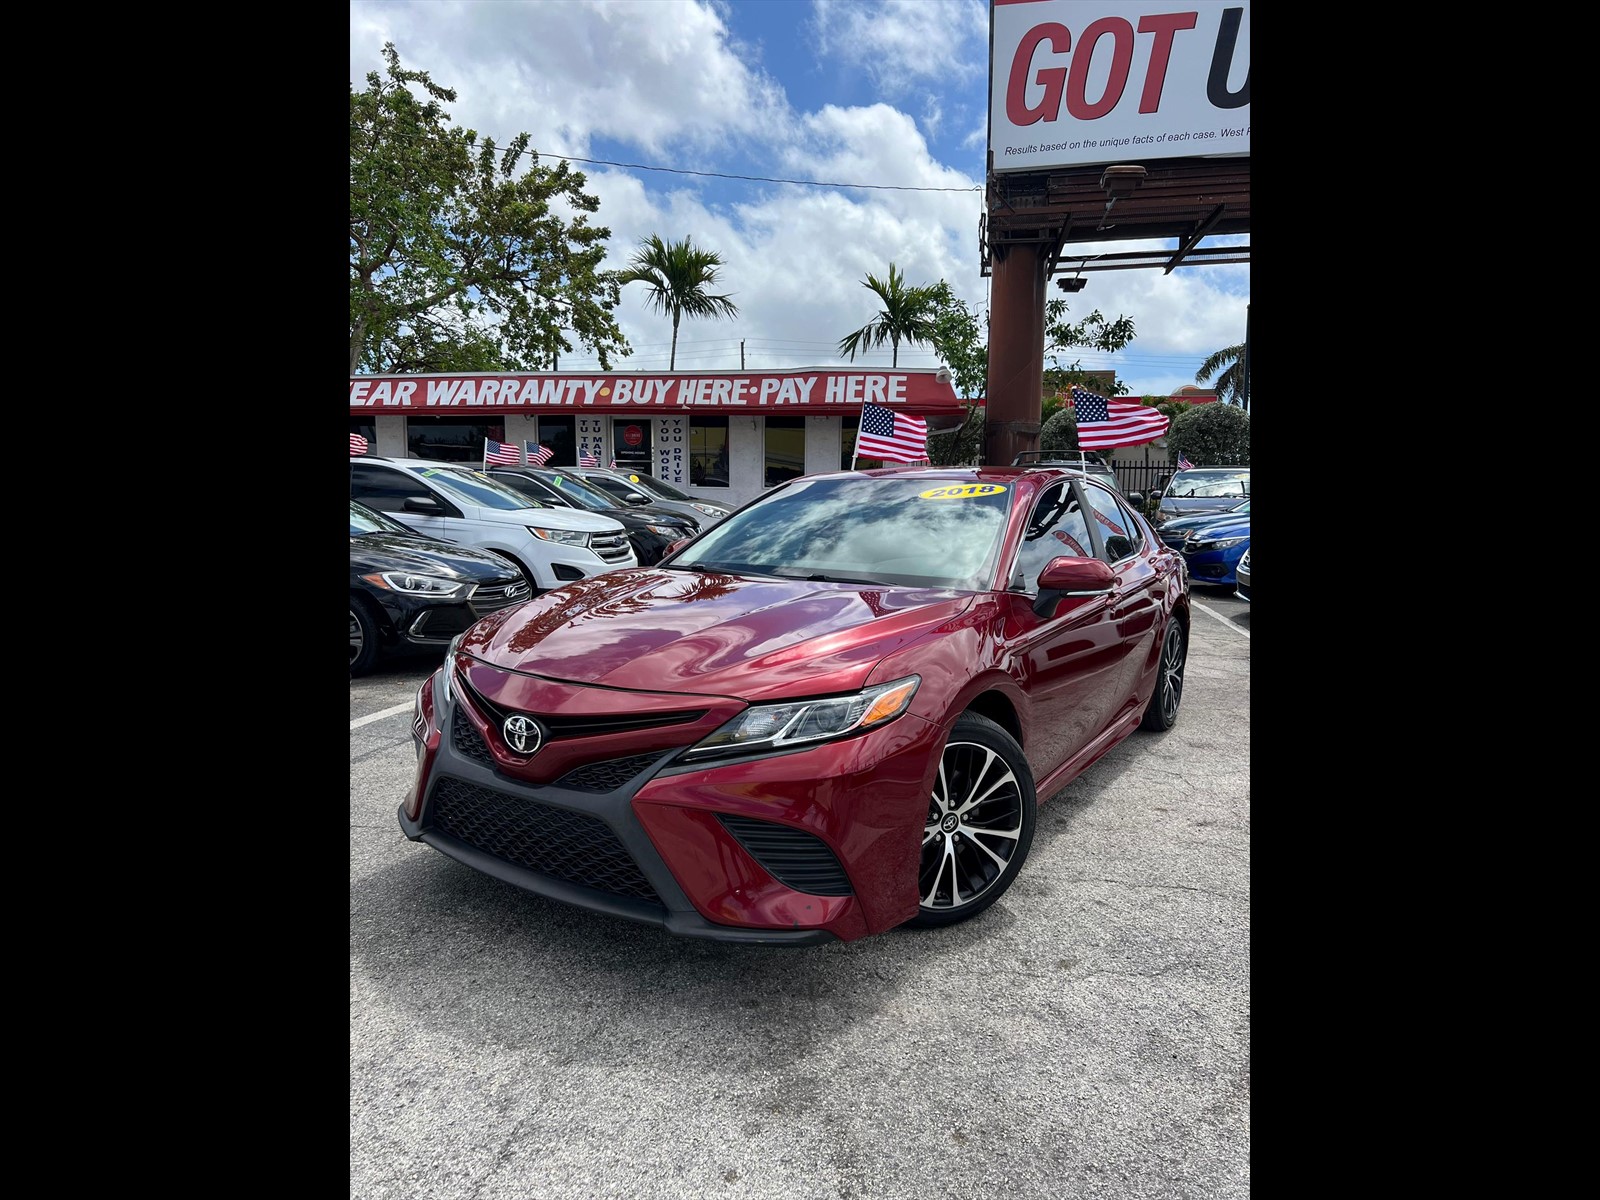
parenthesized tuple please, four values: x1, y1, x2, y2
(483, 438, 490, 471)
(850, 418, 861, 471)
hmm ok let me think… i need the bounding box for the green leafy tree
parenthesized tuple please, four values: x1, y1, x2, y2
(1039, 407, 1079, 453)
(617, 234, 739, 370)
(350, 44, 627, 373)
(1170, 403, 1250, 465)
(1040, 300, 1137, 396)
(839, 263, 942, 367)
(923, 283, 987, 466)
(1195, 342, 1247, 405)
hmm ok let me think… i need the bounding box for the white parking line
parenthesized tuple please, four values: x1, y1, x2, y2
(351, 701, 413, 730)
(1192, 600, 1250, 640)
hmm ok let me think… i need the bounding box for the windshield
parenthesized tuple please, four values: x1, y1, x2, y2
(620, 471, 693, 501)
(1165, 469, 1250, 499)
(671, 476, 1015, 589)
(410, 466, 547, 511)
(540, 471, 620, 509)
(351, 501, 415, 536)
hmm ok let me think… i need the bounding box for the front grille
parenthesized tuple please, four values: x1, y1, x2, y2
(451, 714, 495, 767)
(717, 815, 853, 896)
(429, 776, 661, 903)
(555, 751, 666, 793)
(409, 608, 475, 639)
(458, 677, 704, 741)
(471, 580, 532, 612)
(591, 533, 632, 563)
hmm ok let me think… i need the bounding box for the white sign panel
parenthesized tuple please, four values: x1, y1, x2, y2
(577, 416, 607, 466)
(990, 0, 1249, 173)
(655, 416, 687, 486)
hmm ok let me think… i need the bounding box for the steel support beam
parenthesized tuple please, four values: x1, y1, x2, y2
(984, 241, 1047, 467)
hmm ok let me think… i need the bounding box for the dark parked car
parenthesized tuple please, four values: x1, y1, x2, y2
(350, 501, 532, 675)
(569, 466, 733, 526)
(1156, 466, 1250, 525)
(1234, 548, 1250, 602)
(486, 466, 700, 565)
(404, 467, 1190, 944)
(1011, 450, 1124, 495)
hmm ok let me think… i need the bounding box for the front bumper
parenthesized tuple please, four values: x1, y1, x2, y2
(369, 583, 530, 652)
(402, 659, 943, 943)
(1181, 544, 1247, 585)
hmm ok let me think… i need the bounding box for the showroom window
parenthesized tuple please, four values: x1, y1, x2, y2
(534, 416, 576, 467)
(406, 418, 505, 463)
(689, 416, 729, 487)
(764, 416, 806, 487)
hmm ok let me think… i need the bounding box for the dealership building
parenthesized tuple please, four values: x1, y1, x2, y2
(350, 367, 968, 509)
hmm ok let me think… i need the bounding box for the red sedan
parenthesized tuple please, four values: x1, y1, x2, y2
(405, 467, 1190, 944)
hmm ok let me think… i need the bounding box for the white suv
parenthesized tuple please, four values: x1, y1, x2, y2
(350, 458, 637, 591)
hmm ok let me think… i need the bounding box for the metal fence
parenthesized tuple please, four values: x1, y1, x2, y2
(1114, 460, 1176, 497)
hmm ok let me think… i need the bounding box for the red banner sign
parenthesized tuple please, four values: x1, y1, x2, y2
(349, 369, 965, 416)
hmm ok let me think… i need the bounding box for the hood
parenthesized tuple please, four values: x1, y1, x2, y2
(1160, 495, 1242, 517)
(472, 505, 626, 535)
(351, 532, 522, 581)
(462, 567, 976, 702)
(1184, 518, 1250, 543)
(605, 505, 699, 531)
(1160, 509, 1247, 534)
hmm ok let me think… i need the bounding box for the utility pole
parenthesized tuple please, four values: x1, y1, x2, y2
(740, 340, 745, 370)
(1240, 303, 1250, 413)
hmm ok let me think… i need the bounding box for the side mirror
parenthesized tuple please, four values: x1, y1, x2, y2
(626, 492, 650, 505)
(1125, 491, 1145, 508)
(1033, 556, 1115, 617)
(403, 495, 443, 514)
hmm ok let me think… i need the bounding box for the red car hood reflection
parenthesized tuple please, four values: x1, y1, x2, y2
(463, 568, 976, 701)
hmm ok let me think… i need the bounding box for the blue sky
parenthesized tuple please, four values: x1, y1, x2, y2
(350, 0, 1249, 397)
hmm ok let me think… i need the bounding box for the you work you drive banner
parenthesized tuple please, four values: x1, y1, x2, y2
(990, 0, 1250, 173)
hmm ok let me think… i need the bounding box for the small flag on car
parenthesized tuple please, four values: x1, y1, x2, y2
(525, 442, 555, 466)
(1177, 451, 1194, 470)
(349, 433, 369, 456)
(579, 452, 599, 467)
(484, 438, 522, 466)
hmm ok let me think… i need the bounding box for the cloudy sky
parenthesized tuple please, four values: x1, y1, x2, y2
(349, 0, 1250, 397)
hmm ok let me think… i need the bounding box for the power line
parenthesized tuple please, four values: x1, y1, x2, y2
(531, 147, 981, 194)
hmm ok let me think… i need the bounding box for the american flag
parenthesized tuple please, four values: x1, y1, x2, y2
(610, 459, 619, 469)
(349, 433, 369, 456)
(1177, 451, 1194, 470)
(579, 452, 599, 467)
(484, 438, 522, 466)
(855, 402, 928, 463)
(525, 442, 555, 466)
(1068, 386, 1169, 450)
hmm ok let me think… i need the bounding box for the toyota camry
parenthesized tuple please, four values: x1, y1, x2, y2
(404, 467, 1190, 944)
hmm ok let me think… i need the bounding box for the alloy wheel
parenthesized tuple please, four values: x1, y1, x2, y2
(349, 610, 364, 665)
(1159, 622, 1185, 723)
(919, 741, 1025, 911)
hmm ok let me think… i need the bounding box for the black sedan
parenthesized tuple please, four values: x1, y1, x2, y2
(350, 501, 533, 675)
(485, 466, 700, 565)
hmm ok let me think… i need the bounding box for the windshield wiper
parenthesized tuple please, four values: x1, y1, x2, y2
(770, 570, 885, 586)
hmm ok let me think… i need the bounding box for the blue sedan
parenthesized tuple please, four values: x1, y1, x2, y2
(1180, 510, 1250, 587)
(1158, 497, 1250, 550)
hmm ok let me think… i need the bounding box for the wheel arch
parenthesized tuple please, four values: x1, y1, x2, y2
(962, 689, 1023, 749)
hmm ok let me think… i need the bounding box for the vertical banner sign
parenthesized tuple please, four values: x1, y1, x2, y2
(655, 416, 687, 485)
(577, 416, 607, 467)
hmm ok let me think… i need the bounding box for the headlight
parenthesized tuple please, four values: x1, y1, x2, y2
(681, 676, 921, 762)
(528, 527, 591, 547)
(690, 503, 728, 518)
(441, 633, 463, 706)
(1190, 536, 1248, 551)
(362, 572, 472, 598)
(645, 524, 680, 536)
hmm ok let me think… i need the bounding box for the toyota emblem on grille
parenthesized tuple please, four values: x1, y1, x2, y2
(502, 714, 544, 755)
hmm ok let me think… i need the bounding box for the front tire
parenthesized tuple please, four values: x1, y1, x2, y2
(1139, 616, 1187, 731)
(349, 598, 380, 676)
(908, 711, 1037, 928)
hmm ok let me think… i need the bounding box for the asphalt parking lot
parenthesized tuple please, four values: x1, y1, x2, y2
(350, 584, 1249, 1199)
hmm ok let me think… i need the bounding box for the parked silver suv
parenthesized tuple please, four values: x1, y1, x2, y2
(350, 458, 637, 592)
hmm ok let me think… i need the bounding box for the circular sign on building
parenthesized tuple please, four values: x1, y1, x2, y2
(622, 424, 644, 447)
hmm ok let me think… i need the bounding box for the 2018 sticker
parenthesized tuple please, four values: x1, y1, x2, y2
(918, 483, 1007, 500)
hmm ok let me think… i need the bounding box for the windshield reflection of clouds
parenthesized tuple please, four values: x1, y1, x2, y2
(678, 479, 1010, 589)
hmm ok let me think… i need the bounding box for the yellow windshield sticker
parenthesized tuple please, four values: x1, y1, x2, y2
(918, 483, 1007, 500)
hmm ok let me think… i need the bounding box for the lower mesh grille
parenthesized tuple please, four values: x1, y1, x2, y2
(555, 752, 665, 793)
(717, 815, 853, 896)
(428, 777, 661, 903)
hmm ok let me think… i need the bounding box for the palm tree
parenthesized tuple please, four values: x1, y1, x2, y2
(617, 235, 739, 370)
(837, 263, 941, 367)
(1195, 343, 1248, 406)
